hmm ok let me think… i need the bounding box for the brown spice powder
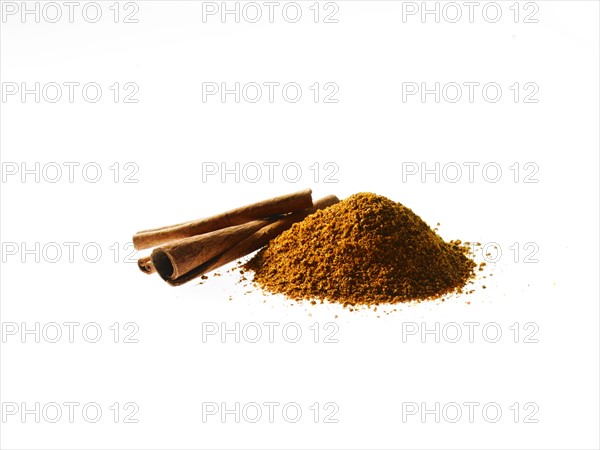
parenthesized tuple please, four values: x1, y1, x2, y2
(245, 192, 477, 306)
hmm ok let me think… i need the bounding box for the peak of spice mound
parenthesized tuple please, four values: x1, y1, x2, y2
(244, 193, 476, 306)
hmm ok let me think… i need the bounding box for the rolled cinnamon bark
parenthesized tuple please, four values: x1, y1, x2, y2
(162, 195, 340, 286)
(151, 219, 273, 281)
(133, 188, 313, 250)
(138, 255, 155, 274)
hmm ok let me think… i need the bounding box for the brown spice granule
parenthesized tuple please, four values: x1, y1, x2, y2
(245, 193, 477, 306)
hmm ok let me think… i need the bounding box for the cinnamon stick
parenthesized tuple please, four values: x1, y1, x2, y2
(133, 188, 313, 250)
(151, 219, 273, 281)
(138, 255, 155, 274)
(161, 195, 340, 286)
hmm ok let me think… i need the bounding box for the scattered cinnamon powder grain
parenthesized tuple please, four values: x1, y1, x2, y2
(244, 193, 476, 306)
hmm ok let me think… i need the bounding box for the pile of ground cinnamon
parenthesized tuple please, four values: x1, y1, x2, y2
(244, 192, 476, 306)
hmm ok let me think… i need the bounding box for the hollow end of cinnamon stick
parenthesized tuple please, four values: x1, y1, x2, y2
(152, 249, 176, 281)
(138, 256, 156, 275)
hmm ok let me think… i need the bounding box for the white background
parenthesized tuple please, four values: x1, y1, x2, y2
(1, 1, 599, 449)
